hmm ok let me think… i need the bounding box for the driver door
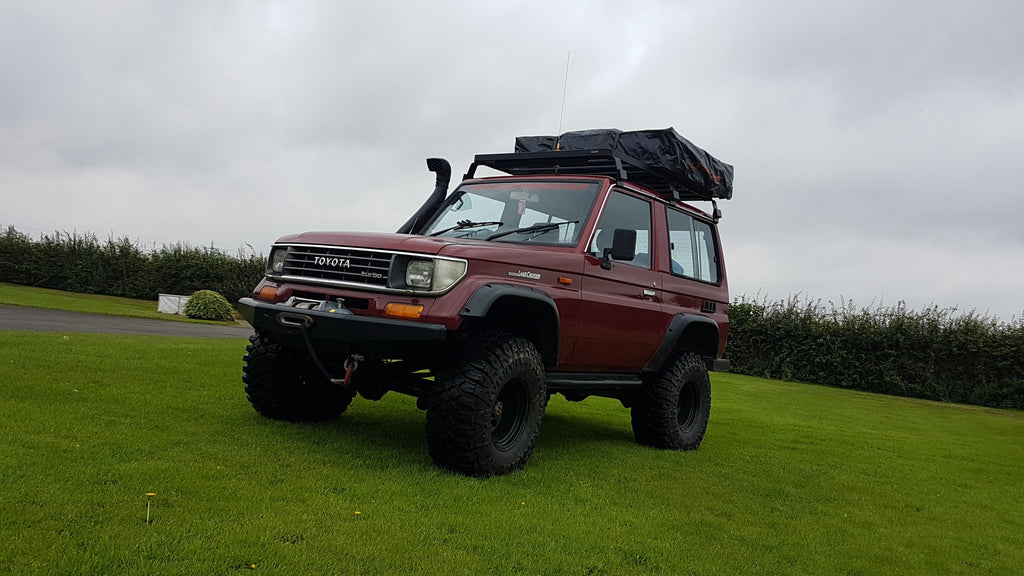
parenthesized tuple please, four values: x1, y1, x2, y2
(567, 190, 666, 372)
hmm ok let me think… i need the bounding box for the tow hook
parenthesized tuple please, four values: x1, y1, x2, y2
(342, 354, 364, 388)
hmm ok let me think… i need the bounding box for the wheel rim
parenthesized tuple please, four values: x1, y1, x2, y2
(677, 380, 700, 430)
(491, 378, 529, 451)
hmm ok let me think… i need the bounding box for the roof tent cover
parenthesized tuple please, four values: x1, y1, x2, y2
(513, 127, 733, 200)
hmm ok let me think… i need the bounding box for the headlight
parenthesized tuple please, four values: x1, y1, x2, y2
(406, 260, 434, 289)
(268, 248, 287, 274)
(404, 258, 467, 292)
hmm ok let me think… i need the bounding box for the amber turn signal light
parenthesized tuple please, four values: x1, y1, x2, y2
(257, 285, 279, 301)
(384, 303, 424, 319)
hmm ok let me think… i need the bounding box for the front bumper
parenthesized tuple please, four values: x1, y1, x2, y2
(237, 297, 447, 351)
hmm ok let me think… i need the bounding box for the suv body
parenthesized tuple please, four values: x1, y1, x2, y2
(237, 128, 733, 476)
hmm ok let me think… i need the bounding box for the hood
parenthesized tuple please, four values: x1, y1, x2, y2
(274, 231, 583, 262)
(274, 231, 459, 255)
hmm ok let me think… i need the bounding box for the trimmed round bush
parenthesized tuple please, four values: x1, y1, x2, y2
(184, 289, 234, 321)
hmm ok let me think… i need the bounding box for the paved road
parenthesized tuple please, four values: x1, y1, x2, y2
(0, 303, 254, 338)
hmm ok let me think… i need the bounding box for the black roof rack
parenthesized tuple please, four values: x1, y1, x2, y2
(466, 148, 713, 202)
(463, 128, 733, 202)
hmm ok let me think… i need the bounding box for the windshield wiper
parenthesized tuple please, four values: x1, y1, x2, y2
(430, 220, 504, 237)
(486, 220, 579, 241)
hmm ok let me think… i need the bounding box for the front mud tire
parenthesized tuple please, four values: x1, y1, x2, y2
(426, 332, 547, 477)
(631, 351, 711, 450)
(242, 331, 355, 422)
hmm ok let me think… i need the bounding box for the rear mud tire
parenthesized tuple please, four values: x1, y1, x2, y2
(632, 351, 711, 450)
(242, 331, 355, 422)
(426, 332, 547, 477)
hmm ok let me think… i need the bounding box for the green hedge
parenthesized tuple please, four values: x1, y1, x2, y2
(0, 226, 265, 305)
(5, 225, 1021, 410)
(727, 295, 1024, 410)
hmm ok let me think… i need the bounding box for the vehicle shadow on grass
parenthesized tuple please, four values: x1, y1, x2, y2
(243, 396, 637, 475)
(537, 411, 635, 451)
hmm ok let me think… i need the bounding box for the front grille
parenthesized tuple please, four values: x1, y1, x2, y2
(281, 245, 392, 288)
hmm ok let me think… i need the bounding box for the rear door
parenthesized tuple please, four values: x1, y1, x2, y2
(660, 206, 730, 356)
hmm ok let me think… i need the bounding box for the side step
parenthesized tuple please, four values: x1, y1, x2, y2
(546, 356, 727, 393)
(544, 372, 642, 392)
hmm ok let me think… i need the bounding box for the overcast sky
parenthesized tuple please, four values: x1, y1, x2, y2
(2, 0, 1021, 321)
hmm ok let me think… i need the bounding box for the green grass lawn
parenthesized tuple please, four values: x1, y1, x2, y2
(1, 331, 1022, 575)
(0, 282, 241, 323)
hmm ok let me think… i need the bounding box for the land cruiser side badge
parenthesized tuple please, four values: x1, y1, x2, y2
(508, 270, 541, 280)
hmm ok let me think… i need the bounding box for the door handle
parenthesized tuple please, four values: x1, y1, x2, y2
(642, 289, 657, 299)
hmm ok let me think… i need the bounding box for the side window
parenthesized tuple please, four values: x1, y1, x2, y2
(667, 209, 695, 277)
(667, 208, 719, 283)
(693, 219, 720, 283)
(589, 191, 652, 269)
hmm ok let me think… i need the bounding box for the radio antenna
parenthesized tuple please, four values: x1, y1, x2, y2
(555, 50, 571, 150)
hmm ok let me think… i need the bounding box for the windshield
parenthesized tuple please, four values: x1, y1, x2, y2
(423, 181, 600, 246)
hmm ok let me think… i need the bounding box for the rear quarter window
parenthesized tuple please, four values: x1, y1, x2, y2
(666, 207, 720, 283)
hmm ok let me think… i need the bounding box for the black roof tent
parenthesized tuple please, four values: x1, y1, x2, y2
(464, 128, 733, 202)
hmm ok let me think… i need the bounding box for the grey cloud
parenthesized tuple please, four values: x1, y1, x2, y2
(1, 0, 1021, 320)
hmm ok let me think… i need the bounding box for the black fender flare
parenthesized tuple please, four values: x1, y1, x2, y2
(643, 313, 720, 373)
(460, 283, 560, 366)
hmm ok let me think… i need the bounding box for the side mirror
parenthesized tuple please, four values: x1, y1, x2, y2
(601, 228, 636, 270)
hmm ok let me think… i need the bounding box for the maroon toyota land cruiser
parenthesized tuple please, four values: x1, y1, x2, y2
(237, 128, 734, 477)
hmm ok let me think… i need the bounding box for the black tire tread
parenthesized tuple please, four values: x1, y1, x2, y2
(426, 332, 546, 477)
(242, 331, 355, 422)
(632, 351, 711, 450)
